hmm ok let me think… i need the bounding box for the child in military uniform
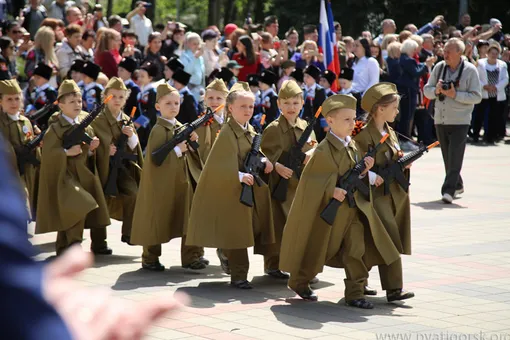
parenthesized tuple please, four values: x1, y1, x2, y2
(81, 62, 104, 112)
(187, 78, 229, 188)
(186, 78, 230, 267)
(290, 68, 304, 88)
(92, 77, 144, 246)
(135, 62, 159, 150)
(117, 57, 140, 117)
(67, 59, 85, 84)
(0, 79, 40, 218)
(301, 65, 327, 141)
(279, 94, 400, 309)
(277, 60, 297, 91)
(260, 80, 317, 279)
(36, 80, 111, 256)
(248, 74, 261, 109)
(186, 82, 276, 289)
(255, 70, 279, 127)
(354, 83, 415, 302)
(320, 70, 337, 97)
(216, 67, 235, 89)
(25, 63, 58, 130)
(338, 68, 354, 95)
(172, 68, 199, 125)
(131, 83, 207, 271)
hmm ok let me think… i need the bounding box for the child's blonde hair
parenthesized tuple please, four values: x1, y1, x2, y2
(368, 93, 400, 121)
(225, 90, 255, 118)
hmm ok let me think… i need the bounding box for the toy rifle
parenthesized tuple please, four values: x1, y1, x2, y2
(377, 141, 440, 195)
(28, 100, 58, 128)
(240, 114, 267, 207)
(320, 134, 389, 226)
(62, 95, 113, 149)
(104, 107, 139, 197)
(13, 129, 47, 176)
(151, 105, 224, 166)
(272, 106, 321, 202)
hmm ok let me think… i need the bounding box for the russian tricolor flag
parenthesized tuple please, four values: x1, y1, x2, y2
(318, 0, 340, 91)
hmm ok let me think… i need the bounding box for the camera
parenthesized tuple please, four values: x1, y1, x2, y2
(442, 81, 453, 91)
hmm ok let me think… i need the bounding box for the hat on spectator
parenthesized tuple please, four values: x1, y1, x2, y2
(489, 18, 502, 26)
(477, 40, 490, 48)
(247, 74, 259, 87)
(166, 57, 184, 72)
(321, 70, 337, 86)
(488, 41, 502, 54)
(226, 60, 243, 69)
(58, 80, 81, 100)
(281, 60, 296, 70)
(278, 80, 302, 99)
(118, 57, 137, 73)
(215, 69, 234, 87)
(70, 59, 85, 73)
(224, 23, 238, 37)
(322, 94, 357, 117)
(33, 63, 53, 81)
(259, 70, 277, 86)
(105, 77, 128, 92)
(206, 78, 229, 94)
(339, 67, 354, 81)
(229, 81, 250, 93)
(140, 62, 159, 78)
(201, 29, 219, 41)
(172, 68, 191, 86)
(304, 64, 321, 82)
(156, 83, 178, 102)
(361, 82, 398, 112)
(81, 62, 101, 81)
(0, 79, 21, 95)
(290, 68, 304, 83)
(94, 4, 103, 11)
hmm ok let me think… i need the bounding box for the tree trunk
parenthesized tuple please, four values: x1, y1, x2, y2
(254, 0, 264, 24)
(107, 0, 113, 18)
(223, 0, 234, 26)
(208, 0, 218, 26)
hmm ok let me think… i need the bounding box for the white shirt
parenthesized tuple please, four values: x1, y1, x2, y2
(214, 114, 224, 125)
(329, 131, 371, 182)
(129, 14, 153, 47)
(7, 113, 20, 121)
(115, 112, 139, 151)
(161, 117, 183, 158)
(351, 56, 380, 94)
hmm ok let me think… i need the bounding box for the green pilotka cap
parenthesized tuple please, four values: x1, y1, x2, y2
(322, 94, 357, 117)
(105, 77, 128, 92)
(0, 80, 22, 95)
(278, 80, 303, 99)
(206, 78, 229, 94)
(361, 82, 398, 112)
(156, 83, 178, 102)
(229, 81, 250, 93)
(58, 79, 81, 100)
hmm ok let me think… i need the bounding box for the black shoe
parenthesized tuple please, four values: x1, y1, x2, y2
(364, 285, 378, 296)
(309, 277, 319, 285)
(142, 262, 165, 271)
(231, 280, 253, 289)
(347, 299, 374, 309)
(294, 287, 318, 301)
(182, 261, 206, 270)
(387, 289, 415, 302)
(199, 256, 209, 265)
(91, 247, 113, 255)
(265, 269, 290, 279)
(121, 235, 134, 246)
(216, 249, 230, 275)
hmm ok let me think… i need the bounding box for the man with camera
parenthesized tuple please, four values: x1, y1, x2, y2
(424, 38, 482, 204)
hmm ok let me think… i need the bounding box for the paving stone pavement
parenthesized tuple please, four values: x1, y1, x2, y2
(30, 140, 510, 340)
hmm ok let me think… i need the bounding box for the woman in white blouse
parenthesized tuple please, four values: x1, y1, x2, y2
(475, 43, 509, 144)
(351, 37, 380, 116)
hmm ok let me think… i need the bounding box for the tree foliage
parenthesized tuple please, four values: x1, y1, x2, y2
(104, 0, 509, 36)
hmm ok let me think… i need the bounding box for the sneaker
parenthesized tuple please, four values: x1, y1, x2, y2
(454, 188, 464, 198)
(442, 193, 453, 204)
